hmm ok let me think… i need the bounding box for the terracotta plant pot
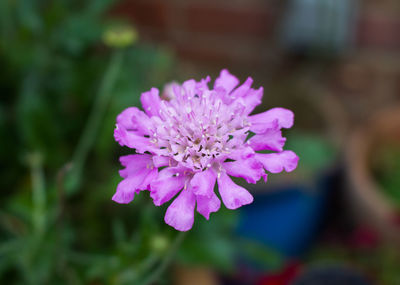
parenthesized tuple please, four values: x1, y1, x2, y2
(173, 265, 218, 285)
(346, 106, 400, 244)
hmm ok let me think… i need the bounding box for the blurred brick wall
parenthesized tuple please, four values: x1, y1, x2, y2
(111, 0, 400, 67)
(358, 0, 400, 50)
(111, 0, 283, 70)
(332, 0, 400, 121)
(111, 0, 400, 122)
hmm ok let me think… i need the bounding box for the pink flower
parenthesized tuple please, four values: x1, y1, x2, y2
(113, 69, 299, 231)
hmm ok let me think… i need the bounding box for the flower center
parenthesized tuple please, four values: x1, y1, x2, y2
(149, 89, 250, 171)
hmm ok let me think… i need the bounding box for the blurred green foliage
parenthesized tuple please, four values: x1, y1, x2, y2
(308, 244, 400, 284)
(285, 132, 336, 176)
(0, 0, 279, 283)
(372, 143, 400, 209)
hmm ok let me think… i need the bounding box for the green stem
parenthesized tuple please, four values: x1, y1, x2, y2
(0, 0, 13, 40)
(140, 232, 186, 285)
(29, 152, 46, 236)
(66, 50, 123, 193)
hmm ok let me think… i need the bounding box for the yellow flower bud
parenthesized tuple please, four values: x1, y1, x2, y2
(150, 235, 169, 254)
(102, 25, 138, 48)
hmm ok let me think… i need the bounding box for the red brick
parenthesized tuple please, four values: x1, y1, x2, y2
(331, 61, 376, 94)
(185, 4, 275, 37)
(357, 14, 400, 50)
(110, 0, 168, 30)
(174, 39, 268, 68)
(175, 42, 235, 66)
(397, 71, 400, 100)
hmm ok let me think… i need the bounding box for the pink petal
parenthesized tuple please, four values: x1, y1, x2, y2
(140, 87, 161, 117)
(227, 146, 255, 161)
(119, 154, 153, 178)
(130, 111, 153, 136)
(190, 168, 216, 198)
(161, 82, 180, 100)
(115, 107, 136, 129)
(113, 154, 157, 204)
(249, 108, 294, 134)
(116, 107, 152, 135)
(112, 168, 151, 204)
(230, 77, 253, 99)
(114, 107, 155, 152)
(114, 126, 154, 153)
(150, 167, 187, 206)
(152, 156, 171, 168)
(255, 151, 299, 173)
(248, 126, 286, 152)
(138, 168, 158, 190)
(223, 157, 265, 184)
(164, 188, 196, 231)
(196, 76, 211, 92)
(112, 182, 135, 203)
(197, 192, 221, 220)
(214, 69, 239, 93)
(217, 172, 254, 210)
(182, 79, 197, 98)
(242, 87, 263, 115)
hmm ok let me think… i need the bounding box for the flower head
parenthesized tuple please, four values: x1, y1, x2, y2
(113, 69, 299, 231)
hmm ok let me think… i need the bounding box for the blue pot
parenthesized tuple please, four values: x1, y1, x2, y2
(237, 171, 335, 258)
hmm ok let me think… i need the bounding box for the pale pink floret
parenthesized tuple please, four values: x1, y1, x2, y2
(113, 69, 299, 231)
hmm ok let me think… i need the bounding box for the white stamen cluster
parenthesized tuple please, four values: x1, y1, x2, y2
(149, 87, 251, 171)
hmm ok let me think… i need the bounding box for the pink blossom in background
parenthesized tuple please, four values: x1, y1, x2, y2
(113, 69, 299, 231)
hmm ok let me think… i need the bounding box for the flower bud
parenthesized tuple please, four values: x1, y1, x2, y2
(150, 235, 169, 254)
(102, 25, 137, 48)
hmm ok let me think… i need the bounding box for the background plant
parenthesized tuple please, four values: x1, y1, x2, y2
(0, 0, 280, 284)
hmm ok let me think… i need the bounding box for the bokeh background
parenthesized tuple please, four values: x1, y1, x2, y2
(1, 0, 400, 284)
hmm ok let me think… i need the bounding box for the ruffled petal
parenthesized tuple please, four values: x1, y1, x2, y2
(112, 168, 151, 204)
(115, 107, 136, 129)
(150, 167, 187, 206)
(119, 154, 153, 178)
(196, 76, 211, 92)
(249, 108, 294, 134)
(248, 124, 286, 152)
(230, 77, 253, 99)
(116, 107, 153, 135)
(217, 172, 253, 210)
(190, 168, 216, 197)
(140, 87, 161, 117)
(130, 111, 153, 136)
(112, 179, 137, 204)
(161, 82, 179, 101)
(182, 79, 197, 98)
(114, 126, 154, 153)
(114, 107, 154, 152)
(227, 146, 255, 161)
(214, 69, 239, 94)
(223, 157, 265, 184)
(138, 168, 158, 190)
(255, 150, 299, 173)
(196, 192, 221, 220)
(113, 154, 156, 204)
(164, 188, 196, 231)
(152, 156, 171, 168)
(242, 87, 263, 115)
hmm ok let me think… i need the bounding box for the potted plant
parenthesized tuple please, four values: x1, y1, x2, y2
(346, 106, 400, 245)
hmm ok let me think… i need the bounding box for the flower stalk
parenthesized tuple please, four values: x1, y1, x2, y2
(28, 152, 46, 236)
(140, 231, 186, 285)
(66, 50, 124, 194)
